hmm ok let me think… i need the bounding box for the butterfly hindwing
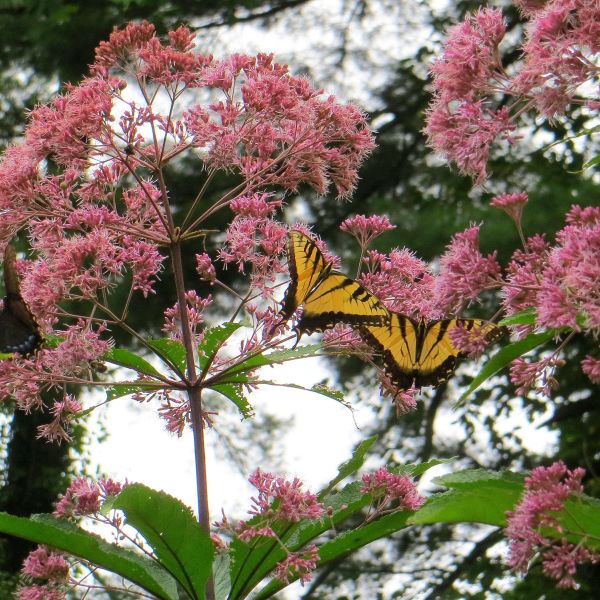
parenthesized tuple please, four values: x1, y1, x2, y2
(280, 230, 389, 335)
(360, 314, 502, 390)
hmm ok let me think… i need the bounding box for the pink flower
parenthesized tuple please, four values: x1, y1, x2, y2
(17, 585, 66, 600)
(162, 291, 212, 342)
(273, 545, 320, 585)
(505, 462, 598, 589)
(37, 395, 82, 443)
(230, 193, 281, 218)
(53, 477, 102, 518)
(537, 205, 600, 332)
(219, 217, 288, 298)
(391, 386, 419, 414)
(361, 468, 425, 512)
(340, 214, 395, 249)
(502, 234, 550, 329)
(99, 478, 124, 497)
(246, 468, 325, 522)
(425, 101, 515, 184)
(22, 546, 69, 582)
(434, 225, 502, 313)
(490, 192, 528, 226)
(428, 8, 506, 102)
(514, 0, 551, 17)
(322, 324, 371, 356)
(581, 355, 600, 384)
(360, 248, 438, 319)
(509, 356, 562, 397)
(195, 252, 217, 283)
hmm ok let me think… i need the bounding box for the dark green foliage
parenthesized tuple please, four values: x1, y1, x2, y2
(0, 397, 71, 572)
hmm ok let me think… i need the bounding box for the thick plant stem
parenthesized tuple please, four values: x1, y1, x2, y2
(170, 241, 215, 600)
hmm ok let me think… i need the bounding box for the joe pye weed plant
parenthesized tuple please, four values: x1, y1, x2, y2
(0, 4, 599, 598)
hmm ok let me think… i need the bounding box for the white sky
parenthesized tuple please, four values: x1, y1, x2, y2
(87, 355, 366, 519)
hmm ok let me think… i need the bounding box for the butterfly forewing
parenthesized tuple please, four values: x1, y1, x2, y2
(297, 272, 389, 335)
(280, 231, 331, 319)
(280, 230, 389, 334)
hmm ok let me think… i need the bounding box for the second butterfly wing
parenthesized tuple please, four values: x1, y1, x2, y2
(360, 314, 501, 390)
(0, 246, 42, 356)
(281, 231, 389, 336)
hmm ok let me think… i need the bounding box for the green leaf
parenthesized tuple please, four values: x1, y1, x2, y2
(113, 484, 214, 600)
(399, 457, 456, 478)
(498, 308, 537, 326)
(147, 338, 187, 376)
(220, 344, 321, 378)
(319, 436, 378, 497)
(561, 495, 600, 551)
(0, 512, 178, 600)
(247, 380, 349, 407)
(214, 552, 231, 600)
(210, 383, 254, 418)
(253, 503, 412, 600)
(456, 328, 558, 405)
(198, 322, 243, 365)
(104, 347, 163, 378)
(582, 153, 600, 170)
(105, 381, 162, 402)
(411, 469, 524, 527)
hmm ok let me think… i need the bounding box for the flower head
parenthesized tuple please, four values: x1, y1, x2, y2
(434, 225, 502, 313)
(340, 214, 396, 249)
(22, 546, 69, 582)
(361, 468, 424, 512)
(506, 462, 598, 589)
(490, 192, 528, 227)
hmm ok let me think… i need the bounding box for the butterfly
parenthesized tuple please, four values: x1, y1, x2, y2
(359, 313, 503, 390)
(280, 230, 389, 336)
(0, 245, 42, 356)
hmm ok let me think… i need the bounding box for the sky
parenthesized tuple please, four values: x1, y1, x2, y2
(88, 355, 366, 519)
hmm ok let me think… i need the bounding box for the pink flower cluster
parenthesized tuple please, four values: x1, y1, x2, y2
(425, 2, 600, 183)
(215, 469, 326, 584)
(54, 477, 123, 518)
(243, 468, 325, 527)
(219, 194, 288, 297)
(503, 204, 600, 392)
(506, 461, 599, 589)
(434, 225, 502, 314)
(340, 214, 396, 249)
(19, 477, 124, 599)
(273, 544, 320, 585)
(0, 20, 374, 437)
(361, 468, 425, 516)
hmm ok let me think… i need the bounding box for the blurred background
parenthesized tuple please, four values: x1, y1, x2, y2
(0, 0, 598, 597)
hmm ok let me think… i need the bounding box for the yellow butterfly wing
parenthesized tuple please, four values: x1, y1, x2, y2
(280, 230, 389, 335)
(280, 231, 331, 320)
(297, 272, 389, 335)
(360, 315, 502, 389)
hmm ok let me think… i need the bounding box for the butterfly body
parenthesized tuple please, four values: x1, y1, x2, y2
(360, 314, 502, 390)
(281, 231, 388, 335)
